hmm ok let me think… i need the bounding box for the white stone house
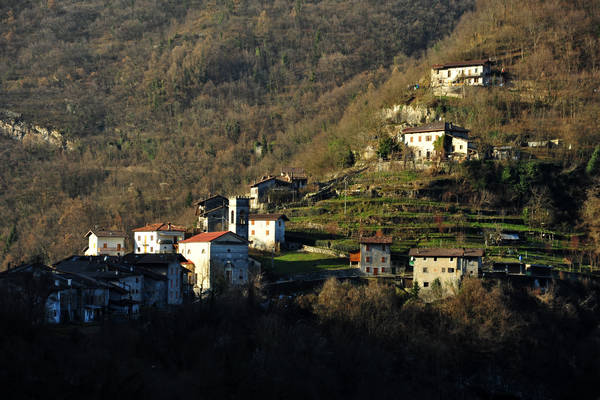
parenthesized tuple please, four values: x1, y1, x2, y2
(357, 236, 393, 276)
(178, 231, 250, 294)
(410, 248, 484, 292)
(248, 214, 289, 251)
(402, 121, 476, 161)
(431, 59, 492, 94)
(84, 230, 126, 256)
(132, 222, 186, 254)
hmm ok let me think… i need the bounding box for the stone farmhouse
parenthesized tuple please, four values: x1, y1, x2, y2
(195, 195, 229, 232)
(402, 121, 476, 161)
(355, 235, 393, 276)
(178, 231, 250, 293)
(431, 59, 492, 96)
(249, 176, 294, 210)
(248, 213, 289, 251)
(83, 229, 126, 256)
(280, 167, 308, 190)
(133, 222, 186, 254)
(410, 248, 484, 292)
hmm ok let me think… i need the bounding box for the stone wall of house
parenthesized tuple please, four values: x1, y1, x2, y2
(0, 109, 74, 150)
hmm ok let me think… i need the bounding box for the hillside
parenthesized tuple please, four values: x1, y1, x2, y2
(0, 0, 474, 268)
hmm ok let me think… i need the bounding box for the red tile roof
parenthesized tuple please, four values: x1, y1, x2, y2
(132, 222, 186, 232)
(402, 122, 469, 135)
(359, 236, 393, 244)
(179, 231, 249, 244)
(432, 59, 491, 69)
(248, 213, 289, 221)
(408, 248, 484, 257)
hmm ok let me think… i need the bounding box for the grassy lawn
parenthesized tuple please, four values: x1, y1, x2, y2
(255, 251, 349, 277)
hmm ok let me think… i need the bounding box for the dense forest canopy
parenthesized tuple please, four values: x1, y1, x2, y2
(0, 0, 475, 267)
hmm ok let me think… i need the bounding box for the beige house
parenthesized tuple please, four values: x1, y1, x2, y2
(431, 59, 492, 96)
(248, 213, 289, 251)
(84, 230, 126, 256)
(402, 121, 476, 161)
(357, 236, 393, 276)
(410, 248, 484, 291)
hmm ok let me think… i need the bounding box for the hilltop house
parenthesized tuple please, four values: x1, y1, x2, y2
(249, 176, 293, 210)
(355, 236, 393, 276)
(196, 195, 229, 232)
(178, 231, 250, 293)
(402, 121, 476, 161)
(132, 222, 186, 254)
(83, 230, 126, 256)
(248, 214, 289, 251)
(431, 59, 492, 96)
(280, 167, 308, 190)
(410, 248, 484, 292)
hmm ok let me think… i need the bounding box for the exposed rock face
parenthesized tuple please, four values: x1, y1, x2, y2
(381, 104, 437, 126)
(0, 109, 74, 150)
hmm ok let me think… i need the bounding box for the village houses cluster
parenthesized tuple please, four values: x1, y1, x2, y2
(1, 58, 555, 324)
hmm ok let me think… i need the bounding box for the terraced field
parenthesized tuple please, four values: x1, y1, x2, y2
(281, 168, 588, 269)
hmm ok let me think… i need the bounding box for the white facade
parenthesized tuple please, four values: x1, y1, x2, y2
(133, 224, 185, 254)
(248, 214, 287, 251)
(431, 61, 491, 88)
(402, 122, 472, 160)
(84, 231, 126, 256)
(178, 231, 249, 293)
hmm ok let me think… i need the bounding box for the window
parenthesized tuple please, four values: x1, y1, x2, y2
(366, 256, 371, 263)
(423, 267, 428, 273)
(251, 220, 255, 225)
(460, 145, 463, 150)
(366, 267, 371, 273)
(441, 267, 445, 272)
(448, 268, 454, 273)
(366, 245, 370, 251)
(150, 247, 153, 252)
(423, 257, 427, 261)
(231, 210, 234, 224)
(381, 267, 385, 273)
(138, 235, 141, 240)
(381, 257, 386, 263)
(227, 249, 231, 253)
(450, 257, 453, 261)
(426, 135, 432, 141)
(187, 249, 190, 254)
(117, 244, 121, 251)
(418, 136, 422, 142)
(103, 243, 107, 248)
(447, 70, 451, 77)
(266, 221, 270, 226)
(201, 249, 205, 254)
(251, 230, 255, 235)
(137, 247, 140, 252)
(373, 268, 378, 275)
(423, 282, 429, 287)
(434, 257, 437, 261)
(266, 230, 270, 236)
(150, 235, 153, 241)
(410, 137, 414, 143)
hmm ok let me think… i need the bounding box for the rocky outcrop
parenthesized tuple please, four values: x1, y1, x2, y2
(380, 104, 437, 126)
(0, 109, 74, 150)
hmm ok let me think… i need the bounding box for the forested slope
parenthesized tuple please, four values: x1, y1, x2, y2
(0, 0, 474, 267)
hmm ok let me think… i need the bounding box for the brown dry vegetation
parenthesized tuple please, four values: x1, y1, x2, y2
(2, 277, 600, 399)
